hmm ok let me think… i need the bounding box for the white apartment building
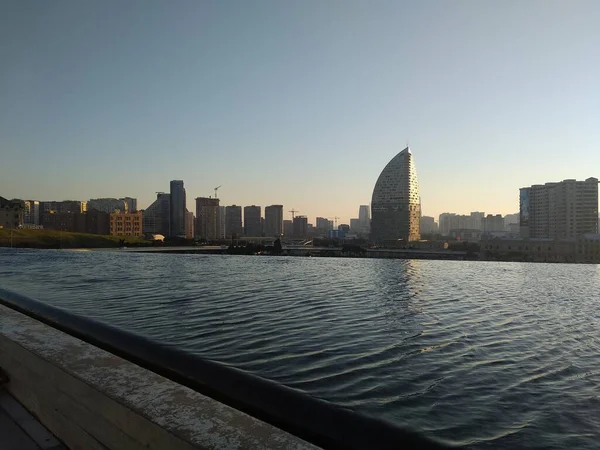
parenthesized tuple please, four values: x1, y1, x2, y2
(520, 178, 599, 239)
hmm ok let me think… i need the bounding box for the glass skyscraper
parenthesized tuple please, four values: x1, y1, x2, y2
(371, 147, 420, 244)
(169, 180, 186, 237)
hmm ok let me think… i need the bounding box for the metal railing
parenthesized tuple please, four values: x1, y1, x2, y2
(0, 287, 452, 450)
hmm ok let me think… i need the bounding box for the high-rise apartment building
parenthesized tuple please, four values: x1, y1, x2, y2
(60, 201, 87, 213)
(264, 205, 283, 237)
(185, 210, 194, 239)
(40, 200, 87, 215)
(142, 193, 170, 236)
(482, 214, 504, 234)
(420, 216, 438, 235)
(23, 200, 40, 225)
(0, 197, 24, 229)
(88, 198, 129, 213)
(121, 197, 138, 212)
(169, 180, 186, 237)
(438, 212, 485, 236)
(371, 147, 420, 243)
(283, 220, 293, 237)
(315, 217, 330, 233)
(520, 178, 599, 239)
(293, 215, 308, 237)
(110, 211, 143, 237)
(503, 213, 519, 229)
(217, 206, 226, 239)
(244, 205, 262, 236)
(195, 197, 220, 240)
(225, 205, 243, 238)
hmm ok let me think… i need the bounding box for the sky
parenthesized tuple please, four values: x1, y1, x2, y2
(1, 1, 599, 224)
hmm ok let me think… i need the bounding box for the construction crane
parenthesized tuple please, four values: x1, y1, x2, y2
(289, 209, 299, 220)
(214, 185, 221, 199)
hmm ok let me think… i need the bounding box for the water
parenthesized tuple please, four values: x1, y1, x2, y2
(2, 248, 600, 448)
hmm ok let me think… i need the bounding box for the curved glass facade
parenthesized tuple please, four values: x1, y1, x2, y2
(371, 147, 420, 243)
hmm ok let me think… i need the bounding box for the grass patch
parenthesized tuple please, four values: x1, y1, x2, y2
(0, 229, 148, 249)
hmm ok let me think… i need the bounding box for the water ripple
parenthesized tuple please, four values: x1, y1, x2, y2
(2, 248, 600, 449)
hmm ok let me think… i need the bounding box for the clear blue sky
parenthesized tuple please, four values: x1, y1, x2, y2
(1, 1, 599, 224)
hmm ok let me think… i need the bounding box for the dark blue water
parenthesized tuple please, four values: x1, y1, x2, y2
(2, 248, 600, 448)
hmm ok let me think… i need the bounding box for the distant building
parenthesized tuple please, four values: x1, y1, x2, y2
(283, 220, 293, 237)
(169, 180, 186, 237)
(483, 214, 504, 234)
(85, 209, 110, 235)
(121, 197, 138, 212)
(482, 233, 600, 263)
(142, 193, 170, 236)
(449, 229, 482, 241)
(293, 216, 308, 237)
(504, 213, 519, 228)
(316, 217, 330, 234)
(420, 216, 438, 235)
(225, 205, 243, 238)
(195, 197, 219, 240)
(244, 205, 262, 236)
(217, 206, 226, 239)
(42, 210, 110, 235)
(40, 200, 87, 216)
(439, 212, 484, 236)
(88, 198, 129, 213)
(185, 210, 194, 239)
(371, 147, 420, 243)
(60, 201, 87, 213)
(358, 205, 370, 233)
(520, 178, 598, 239)
(23, 200, 40, 225)
(110, 211, 143, 237)
(41, 212, 76, 232)
(264, 205, 283, 237)
(0, 197, 24, 229)
(350, 218, 360, 231)
(338, 224, 350, 235)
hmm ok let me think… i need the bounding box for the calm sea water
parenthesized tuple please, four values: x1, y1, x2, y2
(1, 248, 600, 449)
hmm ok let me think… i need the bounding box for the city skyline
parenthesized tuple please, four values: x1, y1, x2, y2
(2, 2, 600, 223)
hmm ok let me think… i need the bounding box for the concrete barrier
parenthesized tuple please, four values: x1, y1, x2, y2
(0, 305, 318, 450)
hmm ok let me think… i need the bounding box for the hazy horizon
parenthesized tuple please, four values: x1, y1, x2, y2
(2, 1, 599, 224)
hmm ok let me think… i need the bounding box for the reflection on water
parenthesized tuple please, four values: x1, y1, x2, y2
(2, 248, 600, 449)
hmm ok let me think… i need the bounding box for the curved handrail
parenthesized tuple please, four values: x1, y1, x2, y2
(0, 287, 452, 449)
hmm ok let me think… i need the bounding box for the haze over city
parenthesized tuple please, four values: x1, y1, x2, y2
(2, 1, 600, 223)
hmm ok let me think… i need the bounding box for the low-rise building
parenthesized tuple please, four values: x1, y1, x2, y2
(110, 211, 143, 237)
(449, 229, 482, 241)
(481, 234, 600, 263)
